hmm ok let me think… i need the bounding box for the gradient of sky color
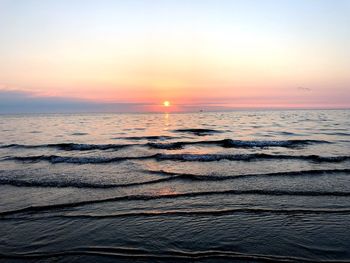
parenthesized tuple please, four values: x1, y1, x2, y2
(0, 0, 349, 112)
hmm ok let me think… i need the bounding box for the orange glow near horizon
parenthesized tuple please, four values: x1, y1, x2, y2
(0, 1, 349, 112)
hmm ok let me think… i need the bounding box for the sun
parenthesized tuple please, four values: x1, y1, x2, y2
(163, 101, 170, 107)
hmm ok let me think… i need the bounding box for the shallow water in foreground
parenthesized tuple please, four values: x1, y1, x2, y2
(0, 110, 350, 262)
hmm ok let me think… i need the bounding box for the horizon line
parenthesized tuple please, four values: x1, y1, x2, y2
(1, 107, 349, 115)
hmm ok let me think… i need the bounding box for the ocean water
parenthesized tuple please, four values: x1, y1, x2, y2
(0, 110, 350, 262)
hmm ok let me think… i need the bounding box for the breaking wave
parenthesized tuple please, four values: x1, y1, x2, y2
(0, 143, 133, 151)
(154, 153, 350, 163)
(0, 139, 330, 151)
(148, 168, 350, 181)
(2, 155, 151, 164)
(0, 176, 173, 188)
(147, 139, 330, 150)
(1, 189, 349, 217)
(57, 207, 350, 218)
(1, 168, 349, 188)
(3, 153, 350, 164)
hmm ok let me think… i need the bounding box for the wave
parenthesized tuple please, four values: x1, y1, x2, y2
(148, 139, 330, 150)
(147, 142, 185, 150)
(0, 246, 343, 262)
(154, 153, 350, 163)
(148, 168, 350, 181)
(5, 208, 350, 221)
(1, 189, 349, 217)
(0, 143, 133, 151)
(116, 135, 176, 141)
(318, 132, 350, 137)
(220, 139, 329, 148)
(0, 139, 330, 152)
(2, 168, 348, 189)
(172, 128, 224, 136)
(2, 155, 152, 164)
(71, 132, 88, 136)
(58, 208, 350, 219)
(0, 176, 174, 188)
(3, 153, 350, 164)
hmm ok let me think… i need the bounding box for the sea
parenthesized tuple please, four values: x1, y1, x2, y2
(0, 110, 349, 262)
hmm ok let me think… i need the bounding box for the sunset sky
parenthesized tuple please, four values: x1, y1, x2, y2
(0, 0, 349, 112)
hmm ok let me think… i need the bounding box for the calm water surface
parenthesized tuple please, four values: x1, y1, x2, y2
(0, 110, 350, 262)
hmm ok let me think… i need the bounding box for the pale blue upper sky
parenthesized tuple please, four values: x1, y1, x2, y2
(1, 0, 349, 49)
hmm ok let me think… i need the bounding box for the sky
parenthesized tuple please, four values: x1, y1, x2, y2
(0, 0, 349, 112)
